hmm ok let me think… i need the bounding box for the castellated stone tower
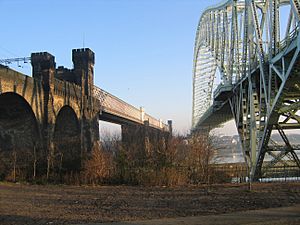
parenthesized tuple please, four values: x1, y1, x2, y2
(31, 52, 56, 96)
(72, 48, 95, 98)
(29, 48, 99, 164)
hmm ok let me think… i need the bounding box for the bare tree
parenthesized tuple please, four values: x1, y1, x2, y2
(186, 132, 214, 184)
(82, 141, 115, 184)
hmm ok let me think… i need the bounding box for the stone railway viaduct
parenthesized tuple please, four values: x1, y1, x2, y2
(0, 48, 170, 176)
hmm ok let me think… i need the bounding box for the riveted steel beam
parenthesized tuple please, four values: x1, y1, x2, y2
(193, 0, 300, 180)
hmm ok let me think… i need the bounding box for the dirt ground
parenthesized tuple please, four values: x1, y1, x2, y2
(96, 204, 300, 225)
(0, 182, 300, 225)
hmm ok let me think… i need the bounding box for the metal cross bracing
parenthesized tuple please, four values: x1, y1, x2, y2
(192, 0, 300, 180)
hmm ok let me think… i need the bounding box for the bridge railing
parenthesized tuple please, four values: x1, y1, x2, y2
(93, 86, 141, 122)
(144, 113, 161, 128)
(93, 86, 168, 131)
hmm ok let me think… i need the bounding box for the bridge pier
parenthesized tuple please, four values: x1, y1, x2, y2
(30, 49, 100, 177)
(31, 52, 57, 175)
(71, 48, 99, 155)
(121, 121, 171, 157)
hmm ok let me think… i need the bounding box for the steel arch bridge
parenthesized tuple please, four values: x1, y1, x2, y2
(192, 0, 300, 180)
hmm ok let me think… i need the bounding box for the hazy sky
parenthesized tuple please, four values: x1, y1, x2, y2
(0, 0, 234, 134)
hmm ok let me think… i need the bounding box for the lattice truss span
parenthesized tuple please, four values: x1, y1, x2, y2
(193, 0, 300, 180)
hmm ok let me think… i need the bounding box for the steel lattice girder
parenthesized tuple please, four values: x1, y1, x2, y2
(192, 0, 300, 180)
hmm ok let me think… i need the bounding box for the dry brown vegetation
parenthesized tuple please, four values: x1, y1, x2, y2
(81, 132, 220, 186)
(0, 131, 237, 186)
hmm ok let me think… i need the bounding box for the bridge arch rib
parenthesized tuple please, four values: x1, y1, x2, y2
(0, 92, 42, 180)
(53, 105, 81, 174)
(193, 0, 300, 180)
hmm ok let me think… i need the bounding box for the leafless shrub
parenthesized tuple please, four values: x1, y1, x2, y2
(0, 128, 227, 186)
(82, 142, 115, 185)
(185, 132, 215, 184)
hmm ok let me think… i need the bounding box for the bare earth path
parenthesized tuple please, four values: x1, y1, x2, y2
(93, 204, 300, 225)
(0, 182, 300, 225)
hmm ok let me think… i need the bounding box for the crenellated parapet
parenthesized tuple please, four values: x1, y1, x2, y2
(55, 66, 78, 84)
(72, 48, 95, 68)
(72, 48, 95, 97)
(31, 52, 56, 91)
(31, 52, 55, 70)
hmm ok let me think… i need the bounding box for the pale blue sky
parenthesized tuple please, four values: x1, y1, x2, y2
(0, 0, 227, 134)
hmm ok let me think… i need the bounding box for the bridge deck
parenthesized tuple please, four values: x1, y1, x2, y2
(193, 99, 233, 131)
(93, 86, 168, 130)
(0, 66, 168, 132)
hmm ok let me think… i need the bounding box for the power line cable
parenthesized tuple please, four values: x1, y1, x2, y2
(0, 45, 21, 58)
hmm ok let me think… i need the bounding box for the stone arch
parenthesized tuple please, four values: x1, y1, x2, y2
(53, 105, 81, 173)
(0, 92, 41, 180)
